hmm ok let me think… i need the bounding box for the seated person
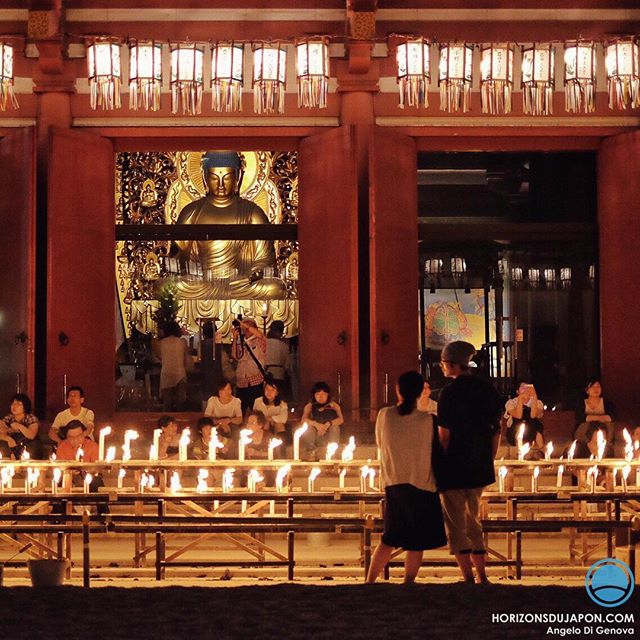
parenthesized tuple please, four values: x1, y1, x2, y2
(300, 382, 344, 461)
(0, 393, 43, 459)
(632, 426, 640, 459)
(245, 410, 276, 485)
(204, 379, 243, 443)
(191, 416, 230, 460)
(252, 380, 288, 439)
(417, 380, 437, 415)
(55, 420, 107, 513)
(157, 415, 181, 460)
(574, 379, 616, 444)
(504, 382, 545, 454)
(49, 386, 95, 444)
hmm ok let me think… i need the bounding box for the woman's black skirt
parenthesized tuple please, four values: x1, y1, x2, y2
(382, 483, 447, 551)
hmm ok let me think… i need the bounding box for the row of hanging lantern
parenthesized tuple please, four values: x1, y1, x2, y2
(83, 36, 330, 115)
(396, 36, 640, 114)
(509, 265, 596, 290)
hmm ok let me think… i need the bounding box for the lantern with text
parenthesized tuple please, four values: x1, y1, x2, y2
(86, 37, 122, 111)
(129, 40, 162, 111)
(521, 43, 555, 116)
(564, 41, 597, 113)
(211, 41, 244, 112)
(528, 267, 541, 289)
(396, 37, 430, 109)
(296, 37, 329, 109)
(480, 43, 514, 114)
(170, 42, 204, 115)
(605, 37, 640, 110)
(0, 42, 17, 110)
(253, 43, 287, 114)
(439, 43, 473, 112)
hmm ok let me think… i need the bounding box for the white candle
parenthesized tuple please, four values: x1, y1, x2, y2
(148, 475, 155, 490)
(52, 468, 62, 494)
(567, 440, 577, 461)
(596, 430, 606, 462)
(149, 445, 158, 461)
(179, 428, 191, 462)
(21, 450, 30, 462)
(105, 446, 116, 463)
(308, 467, 321, 493)
(248, 469, 263, 493)
(117, 468, 126, 489)
(622, 429, 633, 462)
(197, 469, 209, 493)
(360, 466, 369, 493)
(544, 441, 553, 461)
(518, 442, 530, 462)
(76, 447, 84, 462)
(84, 473, 92, 494)
(268, 438, 283, 461)
(98, 426, 111, 461)
(238, 429, 253, 462)
(368, 468, 376, 490)
(498, 466, 508, 493)
(325, 442, 339, 461)
(516, 423, 525, 459)
(531, 466, 540, 493)
(622, 465, 630, 493)
(222, 468, 235, 493)
(275, 465, 290, 493)
(293, 423, 308, 461)
(339, 468, 347, 489)
(556, 464, 564, 488)
(636, 465, 640, 488)
(341, 436, 356, 462)
(209, 429, 223, 462)
(269, 500, 275, 515)
(588, 465, 598, 493)
(170, 471, 181, 493)
(123, 430, 139, 461)
(139, 473, 148, 493)
(153, 428, 162, 458)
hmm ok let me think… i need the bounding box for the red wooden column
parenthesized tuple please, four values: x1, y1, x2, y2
(47, 128, 115, 419)
(0, 128, 36, 401)
(298, 127, 360, 412)
(598, 130, 640, 421)
(369, 128, 418, 410)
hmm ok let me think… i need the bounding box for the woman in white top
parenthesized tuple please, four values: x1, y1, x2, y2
(366, 371, 447, 584)
(204, 379, 243, 441)
(252, 380, 288, 437)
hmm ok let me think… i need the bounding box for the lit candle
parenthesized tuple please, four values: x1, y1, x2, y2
(544, 441, 553, 461)
(622, 429, 633, 462)
(248, 469, 263, 493)
(139, 473, 148, 493)
(325, 442, 339, 462)
(197, 469, 209, 493)
(179, 428, 191, 462)
(275, 465, 290, 493)
(368, 468, 376, 490)
(98, 426, 112, 461)
(122, 430, 139, 461)
(84, 473, 92, 494)
(293, 423, 308, 461)
(169, 471, 181, 493)
(596, 430, 606, 462)
(588, 465, 598, 493)
(52, 468, 61, 494)
(208, 429, 223, 462)
(339, 468, 347, 490)
(0, 468, 8, 494)
(238, 428, 253, 462)
(516, 423, 525, 459)
(149, 445, 158, 461)
(105, 446, 116, 463)
(360, 466, 369, 493)
(222, 468, 235, 494)
(21, 450, 30, 462)
(636, 465, 640, 488)
(4, 465, 14, 491)
(268, 438, 283, 461)
(498, 466, 508, 493)
(531, 466, 540, 493)
(308, 467, 321, 493)
(153, 428, 162, 458)
(117, 468, 126, 489)
(341, 436, 356, 462)
(147, 475, 155, 490)
(518, 443, 530, 462)
(622, 465, 630, 493)
(567, 440, 577, 462)
(556, 464, 564, 488)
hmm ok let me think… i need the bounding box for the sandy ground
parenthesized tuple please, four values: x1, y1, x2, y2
(0, 581, 636, 640)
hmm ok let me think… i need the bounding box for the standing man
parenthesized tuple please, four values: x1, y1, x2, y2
(265, 320, 291, 398)
(232, 318, 267, 415)
(437, 341, 502, 584)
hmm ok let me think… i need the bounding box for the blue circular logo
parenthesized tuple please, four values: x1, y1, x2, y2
(585, 558, 635, 608)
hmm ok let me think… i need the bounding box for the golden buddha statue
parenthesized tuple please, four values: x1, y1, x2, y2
(173, 151, 287, 300)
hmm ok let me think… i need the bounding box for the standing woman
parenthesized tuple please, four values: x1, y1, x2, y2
(366, 371, 447, 584)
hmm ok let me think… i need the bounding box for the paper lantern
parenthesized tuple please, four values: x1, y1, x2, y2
(211, 41, 244, 112)
(0, 42, 17, 110)
(86, 37, 122, 111)
(396, 37, 430, 108)
(564, 41, 597, 113)
(296, 37, 329, 109)
(170, 42, 204, 115)
(480, 43, 514, 114)
(605, 37, 640, 110)
(439, 43, 473, 112)
(129, 40, 162, 111)
(253, 43, 287, 114)
(521, 43, 555, 116)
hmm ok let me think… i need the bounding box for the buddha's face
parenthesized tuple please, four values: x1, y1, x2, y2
(205, 167, 237, 199)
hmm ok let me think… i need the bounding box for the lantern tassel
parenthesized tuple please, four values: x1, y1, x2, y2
(522, 81, 554, 116)
(297, 75, 328, 109)
(129, 78, 161, 111)
(608, 76, 640, 110)
(0, 79, 18, 110)
(172, 80, 203, 115)
(90, 76, 121, 111)
(212, 79, 243, 112)
(481, 80, 512, 115)
(565, 79, 596, 113)
(440, 79, 471, 113)
(399, 76, 428, 109)
(254, 79, 285, 114)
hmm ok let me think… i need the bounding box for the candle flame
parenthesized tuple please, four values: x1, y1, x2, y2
(360, 465, 370, 478)
(53, 468, 62, 482)
(325, 442, 339, 461)
(567, 441, 577, 461)
(341, 436, 356, 462)
(545, 441, 553, 460)
(223, 468, 235, 491)
(147, 475, 155, 489)
(169, 471, 182, 492)
(269, 438, 283, 451)
(558, 464, 564, 474)
(533, 466, 540, 478)
(309, 467, 321, 482)
(118, 468, 126, 479)
(105, 446, 116, 462)
(100, 426, 112, 437)
(499, 466, 508, 478)
(50, 453, 56, 462)
(275, 464, 290, 492)
(622, 465, 631, 480)
(240, 428, 253, 445)
(596, 430, 606, 462)
(21, 450, 30, 461)
(84, 473, 92, 486)
(623, 429, 632, 445)
(76, 448, 84, 462)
